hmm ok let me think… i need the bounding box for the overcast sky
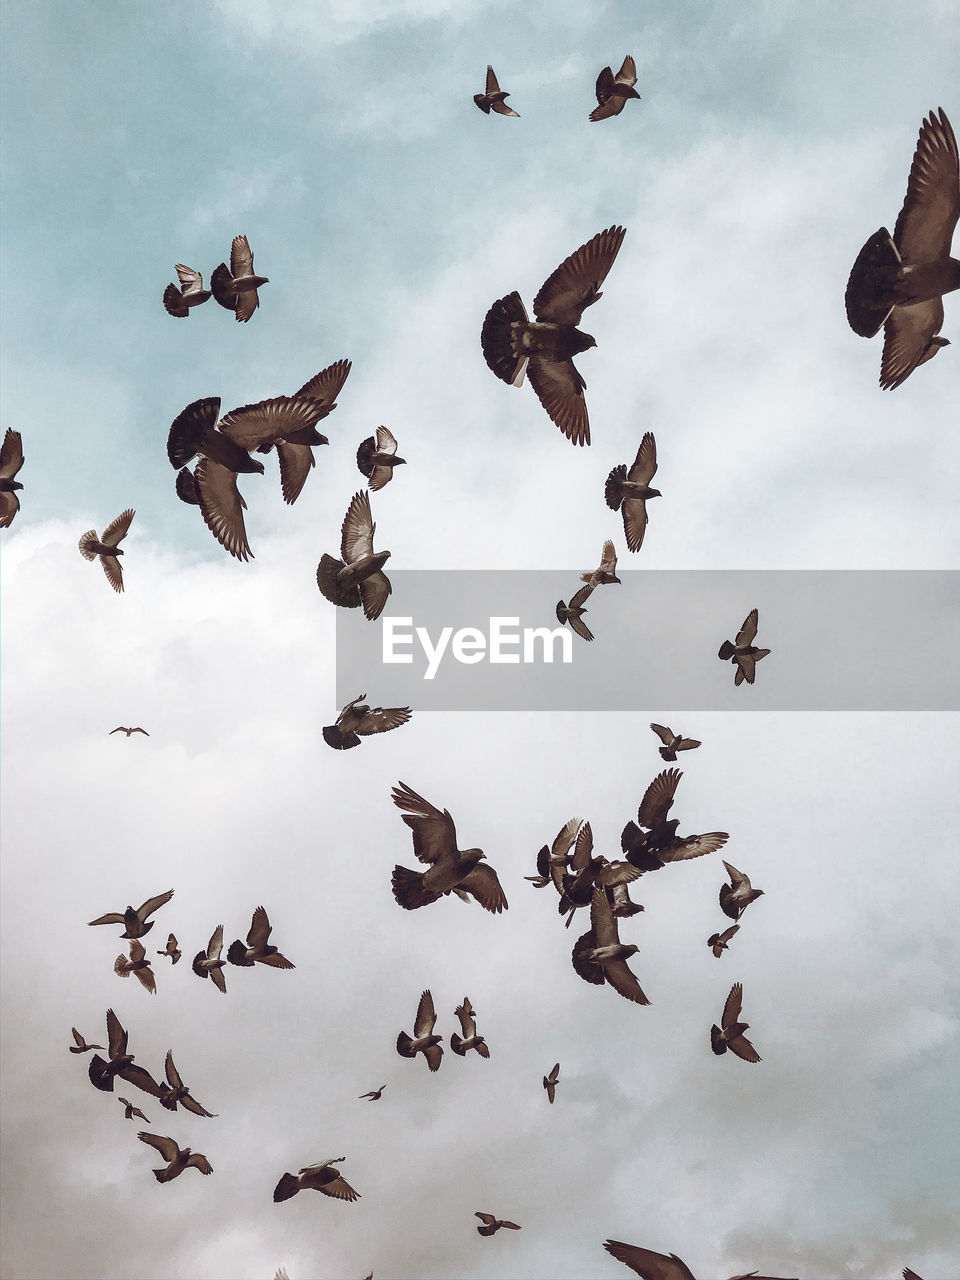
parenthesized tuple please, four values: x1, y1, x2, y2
(1, 2, 958, 1279)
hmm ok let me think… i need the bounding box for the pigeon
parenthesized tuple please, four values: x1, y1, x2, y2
(157, 933, 181, 964)
(649, 723, 700, 762)
(118, 1096, 149, 1122)
(571, 889, 650, 1005)
(273, 1157, 359, 1202)
(711, 982, 761, 1062)
(137, 1132, 213, 1182)
(217, 396, 332, 460)
(450, 997, 489, 1058)
(620, 770, 728, 871)
(88, 890, 174, 939)
(559, 821, 642, 928)
(159, 1050, 218, 1116)
(192, 925, 228, 994)
(718, 609, 771, 686)
(109, 726, 149, 737)
(257, 360, 352, 504)
(719, 861, 764, 921)
(845, 108, 959, 389)
(0, 428, 25, 527)
(78, 509, 135, 593)
(322, 694, 412, 750)
(474, 65, 519, 116)
(708, 923, 740, 957)
(543, 1061, 560, 1104)
(589, 55, 641, 121)
(356, 426, 406, 491)
(114, 939, 157, 993)
(605, 434, 661, 552)
(481, 225, 626, 445)
(607, 880, 645, 918)
(475, 1212, 521, 1236)
(227, 906, 295, 969)
(390, 781, 508, 913)
(317, 490, 392, 621)
(526, 817, 581, 891)
(581, 539, 621, 589)
(603, 1239, 796, 1280)
(162, 263, 211, 317)
(69, 1027, 104, 1054)
(358, 1085, 386, 1101)
(556, 585, 594, 642)
(211, 234, 268, 321)
(397, 988, 444, 1071)
(87, 1009, 162, 1097)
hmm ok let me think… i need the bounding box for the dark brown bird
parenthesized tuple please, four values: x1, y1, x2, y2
(87, 1008, 162, 1097)
(556, 584, 595, 642)
(114, 939, 157, 993)
(118, 1096, 150, 1122)
(708, 923, 740, 957)
(581, 539, 621, 589)
(620, 769, 728, 871)
(273, 1157, 359, 1202)
(572, 889, 650, 1005)
(526, 816, 581, 891)
(157, 933, 181, 964)
(450, 997, 489, 1058)
(359, 1085, 386, 1101)
(397, 989, 444, 1071)
(718, 609, 771, 686)
(649, 723, 700, 762)
(845, 109, 959, 388)
(558, 822, 642, 928)
(390, 782, 508, 913)
(605, 433, 661, 552)
(317, 490, 392, 620)
(192, 924, 228, 994)
(256, 359, 352, 503)
(474, 65, 520, 117)
(78, 509, 135, 593)
(357, 425, 406, 491)
(159, 1050, 218, 1116)
(109, 726, 149, 737)
(88, 889, 174, 939)
(138, 1132, 213, 1182)
(589, 55, 641, 121)
(227, 906, 295, 969)
(162, 263, 211, 317)
(475, 1212, 521, 1236)
(543, 1061, 560, 1104)
(481, 226, 626, 445)
(0, 428, 25, 527)
(69, 1027, 104, 1054)
(603, 1239, 796, 1280)
(322, 694, 412, 750)
(719, 860, 764, 921)
(711, 982, 761, 1062)
(211, 234, 268, 322)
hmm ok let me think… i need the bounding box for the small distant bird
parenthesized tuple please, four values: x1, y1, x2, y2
(526, 816, 581, 891)
(317, 490, 392, 620)
(391, 781, 508, 913)
(137, 1132, 213, 1182)
(718, 608, 771, 686)
(358, 1085, 386, 1101)
(589, 55, 641, 121)
(69, 1027, 104, 1054)
(273, 1157, 359, 1203)
(572, 889, 650, 1005)
(556, 585, 594, 641)
(114, 939, 157, 993)
(322, 694, 412, 750)
(475, 1212, 521, 1236)
(711, 982, 761, 1062)
(581, 539, 621, 589)
(159, 1050, 218, 1116)
(157, 933, 181, 964)
(708, 923, 740, 957)
(543, 1061, 560, 1104)
(719, 860, 764, 921)
(845, 109, 959, 389)
(118, 1096, 149, 1122)
(450, 997, 489, 1058)
(88, 1009, 162, 1097)
(649, 723, 700, 762)
(474, 65, 520, 117)
(88, 889, 174, 939)
(192, 924, 228, 994)
(605, 433, 661, 552)
(110, 726, 149, 737)
(603, 1239, 796, 1279)
(211, 234, 268, 322)
(903, 1270, 924, 1280)
(357, 426, 406, 491)
(481, 225, 626, 445)
(0, 428, 25, 527)
(227, 906, 295, 970)
(78, 509, 135, 593)
(397, 988, 444, 1071)
(162, 263, 211, 317)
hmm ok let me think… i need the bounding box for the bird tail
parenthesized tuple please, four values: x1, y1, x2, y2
(175, 467, 200, 505)
(88, 1055, 114, 1092)
(844, 227, 900, 337)
(391, 864, 438, 910)
(159, 1088, 178, 1113)
(114, 956, 129, 976)
(167, 399, 214, 468)
(571, 930, 605, 985)
(163, 283, 188, 318)
(481, 292, 528, 385)
(710, 1024, 726, 1055)
(322, 725, 360, 750)
(78, 531, 99, 560)
(356, 437, 376, 477)
(718, 640, 736, 660)
(273, 1172, 300, 1202)
(210, 262, 237, 309)
(604, 464, 626, 511)
(227, 939, 253, 967)
(396, 1030, 415, 1057)
(450, 1034, 466, 1056)
(316, 554, 359, 608)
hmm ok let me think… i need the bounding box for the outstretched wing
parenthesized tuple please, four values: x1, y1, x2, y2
(638, 768, 681, 828)
(392, 782, 457, 864)
(102, 508, 136, 549)
(893, 108, 960, 261)
(880, 300, 945, 389)
(526, 355, 589, 446)
(459, 863, 508, 913)
(194, 459, 253, 561)
(340, 490, 376, 563)
(533, 226, 627, 325)
(294, 358, 352, 406)
(355, 706, 412, 736)
(137, 1131, 180, 1161)
(603, 1240, 696, 1280)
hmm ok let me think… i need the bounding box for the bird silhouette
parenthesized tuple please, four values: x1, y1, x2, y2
(227, 906, 295, 969)
(707, 923, 740, 957)
(109, 726, 149, 737)
(649, 723, 700, 762)
(543, 1061, 560, 1104)
(450, 997, 489, 1058)
(572, 889, 650, 1005)
(474, 66, 519, 116)
(88, 890, 174, 939)
(78, 509, 135, 592)
(159, 1050, 218, 1116)
(0, 428, 25, 527)
(475, 1212, 520, 1236)
(589, 56, 641, 121)
(87, 1009, 162, 1097)
(605, 434, 661, 552)
(256, 360, 352, 503)
(273, 1157, 359, 1202)
(358, 1085, 386, 1101)
(317, 491, 392, 620)
(137, 1132, 213, 1182)
(356, 426, 406, 491)
(157, 933, 181, 964)
(603, 1239, 795, 1279)
(556, 585, 595, 642)
(711, 982, 761, 1062)
(718, 608, 770, 686)
(620, 769, 728, 871)
(69, 1027, 104, 1054)
(114, 939, 157, 993)
(163, 263, 211, 317)
(211, 234, 268, 321)
(397, 988, 444, 1071)
(322, 694, 412, 750)
(118, 1096, 150, 1122)
(719, 861, 764, 921)
(192, 925, 228, 993)
(581, 539, 621, 589)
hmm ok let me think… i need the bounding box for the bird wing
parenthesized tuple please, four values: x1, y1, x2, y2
(459, 863, 508, 913)
(567, 611, 594, 641)
(723, 860, 748, 889)
(589, 95, 626, 122)
(71, 1028, 85, 1048)
(210, 966, 227, 994)
(414, 989, 437, 1037)
(185, 1152, 214, 1174)
(593, 65, 615, 105)
(319, 1173, 359, 1200)
(728, 1032, 762, 1064)
(491, 99, 520, 118)
(134, 966, 156, 994)
(893, 108, 960, 261)
(0, 488, 20, 526)
(194, 458, 253, 561)
(599, 539, 618, 575)
(720, 924, 741, 944)
(880, 300, 945, 389)
(735, 609, 759, 646)
(638, 768, 681, 828)
(120, 1063, 162, 1097)
(676, 738, 700, 751)
(455, 999, 477, 1039)
(101, 508, 135, 549)
(235, 284, 259, 323)
(180, 1094, 218, 1118)
(594, 860, 642, 887)
(627, 432, 658, 484)
(375, 425, 399, 455)
(129, 938, 146, 962)
(355, 706, 412, 736)
(231, 234, 254, 278)
(615, 54, 638, 86)
(589, 888, 621, 946)
(220, 397, 328, 450)
(175, 263, 204, 291)
(485, 66, 500, 96)
(358, 570, 392, 621)
(275, 441, 316, 506)
(164, 1050, 183, 1090)
(603, 958, 650, 1005)
(603, 1240, 696, 1280)
(0, 428, 24, 479)
(569, 583, 593, 609)
(649, 723, 674, 746)
(570, 820, 594, 871)
(552, 816, 583, 862)
(99, 550, 124, 593)
(137, 1132, 180, 1161)
(622, 498, 649, 552)
(294, 358, 352, 406)
(88, 912, 125, 927)
(547, 1062, 560, 1083)
(247, 905, 272, 950)
(722, 982, 744, 1029)
(476, 1211, 497, 1225)
(206, 924, 224, 959)
(165, 933, 177, 950)
(106, 1009, 127, 1058)
(137, 889, 174, 923)
(525, 355, 590, 446)
(340, 489, 376, 563)
(533, 225, 626, 324)
(392, 782, 457, 864)
(258, 951, 295, 969)
(662, 831, 728, 862)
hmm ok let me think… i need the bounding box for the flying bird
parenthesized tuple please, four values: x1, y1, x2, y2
(227, 906, 295, 969)
(162, 263, 212, 317)
(114, 938, 157, 993)
(322, 694, 412, 750)
(572, 889, 650, 1005)
(558, 821, 642, 928)
(526, 817, 581, 891)
(356, 426, 406, 491)
(450, 997, 489, 1058)
(649, 723, 700, 762)
(109, 726, 149, 737)
(474, 65, 520, 116)
(590, 55, 641, 121)
(481, 225, 626, 445)
(708, 923, 740, 957)
(87, 1009, 162, 1097)
(118, 1096, 150, 1122)
(69, 1027, 104, 1054)
(711, 982, 761, 1062)
(719, 860, 764, 921)
(620, 769, 728, 871)
(475, 1212, 521, 1236)
(159, 1050, 218, 1116)
(192, 925, 228, 993)
(256, 359, 352, 503)
(543, 1061, 560, 1104)
(78, 509, 135, 593)
(273, 1157, 359, 1202)
(396, 988, 444, 1071)
(317, 490, 392, 621)
(718, 609, 771, 686)
(605, 433, 661, 552)
(88, 889, 174, 939)
(391, 781, 508, 913)
(358, 1085, 386, 1101)
(607, 880, 644, 918)
(603, 1239, 796, 1280)
(581, 539, 621, 589)
(0, 428, 25, 527)
(556, 585, 594, 641)
(137, 1132, 213, 1182)
(211, 234, 268, 321)
(845, 108, 959, 388)
(157, 933, 181, 964)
